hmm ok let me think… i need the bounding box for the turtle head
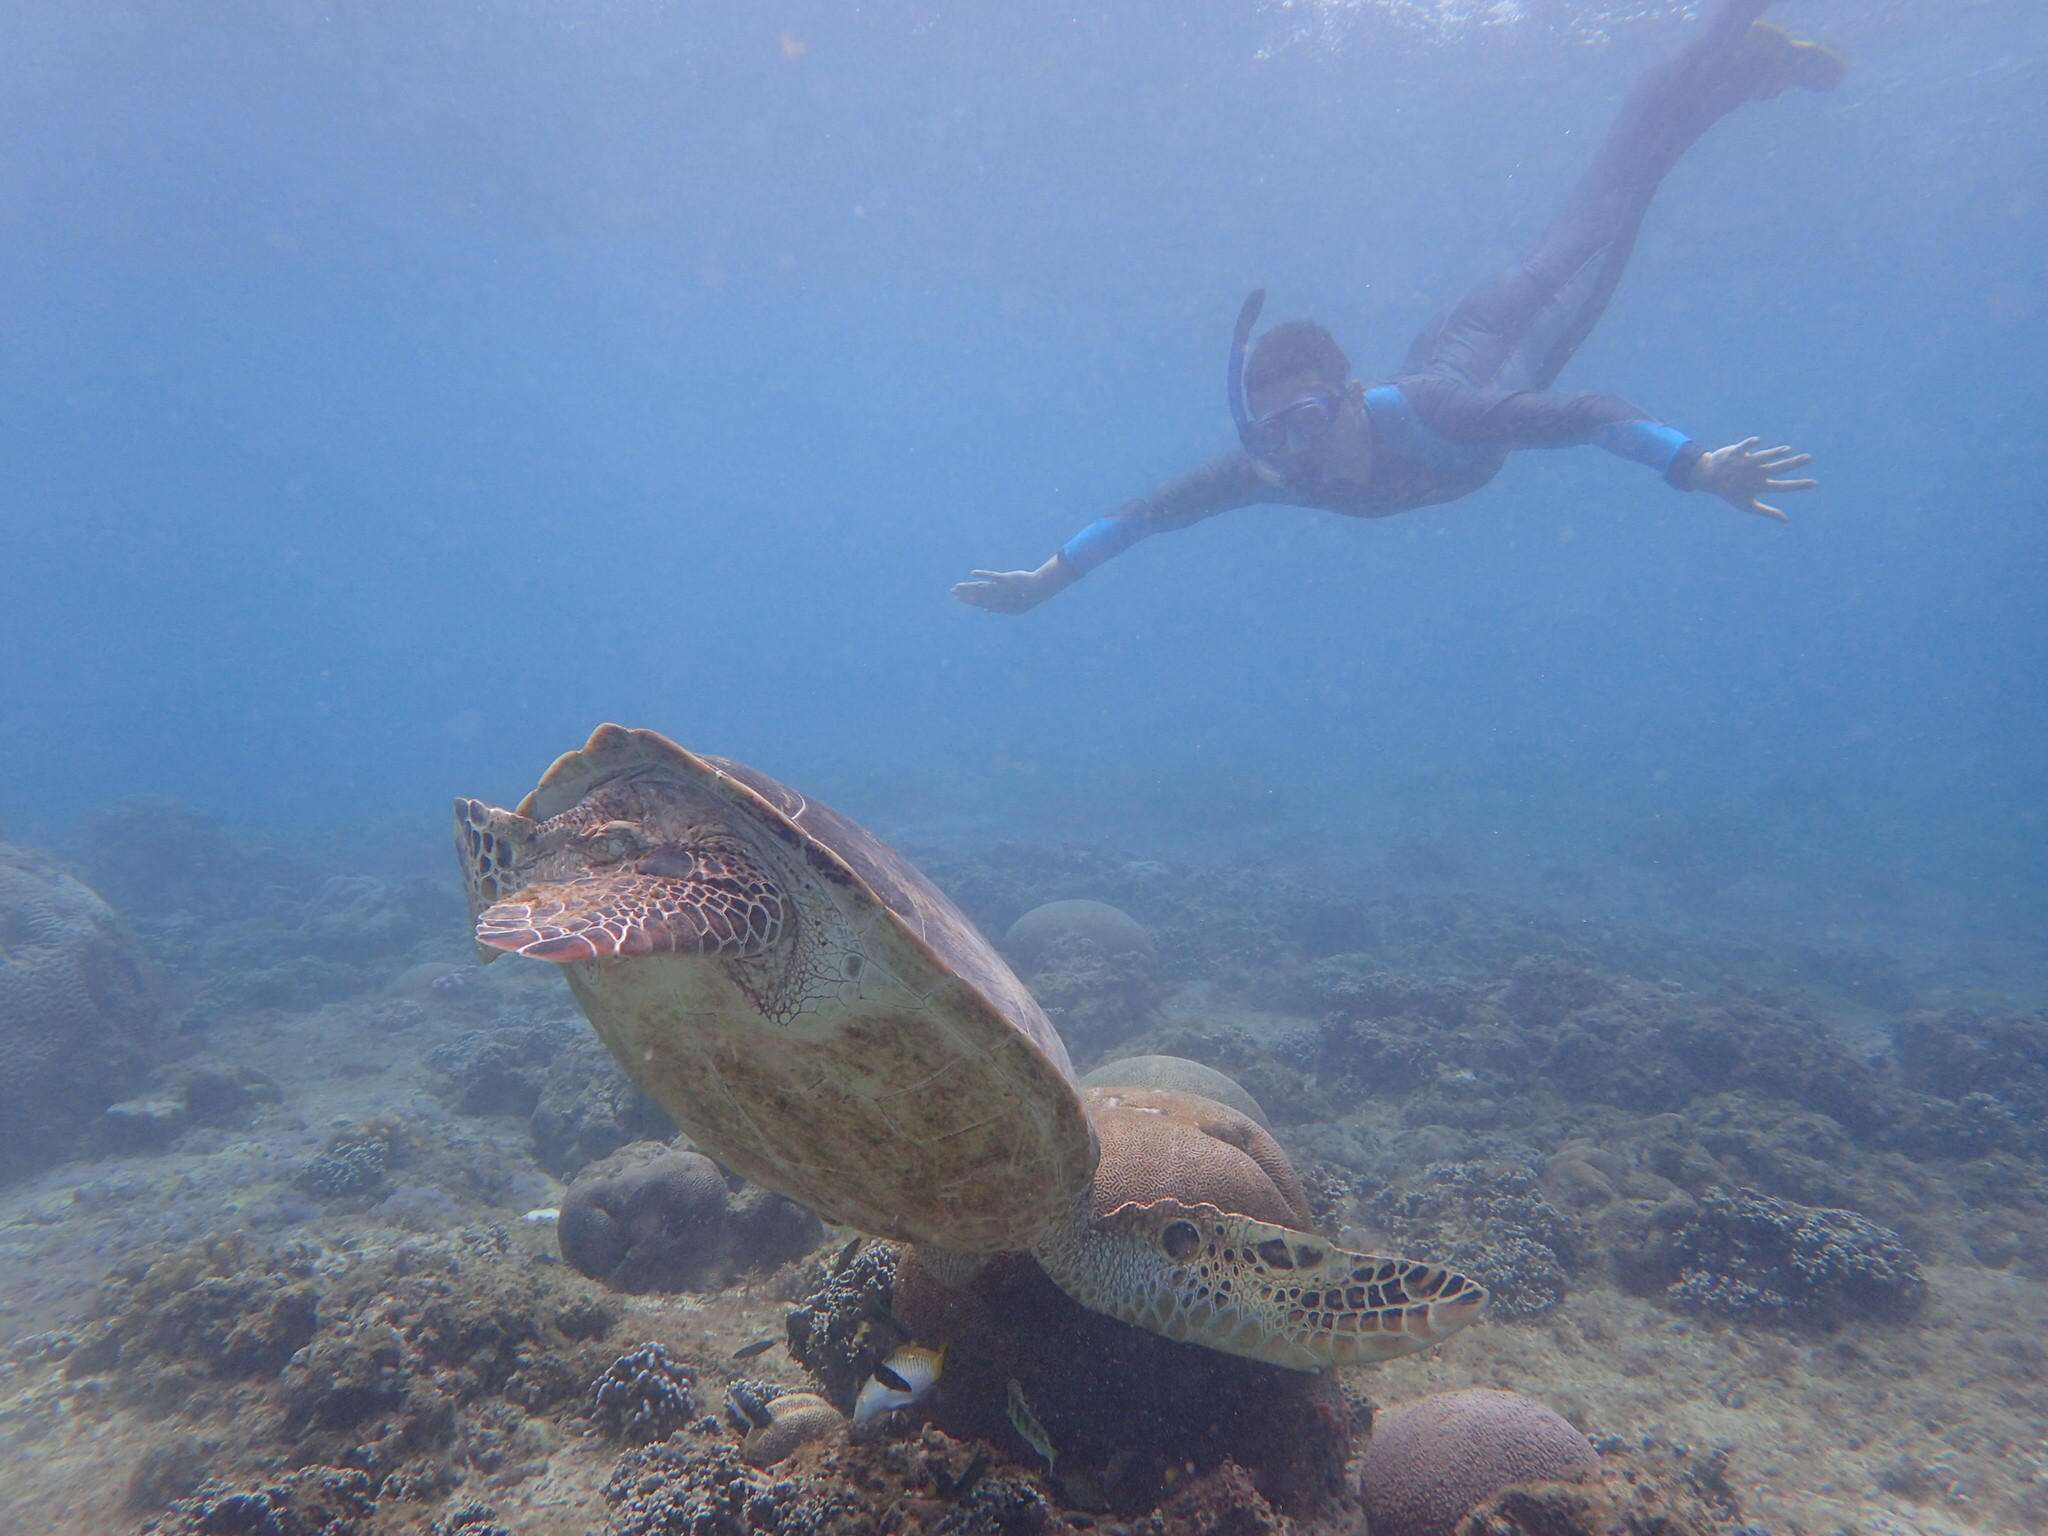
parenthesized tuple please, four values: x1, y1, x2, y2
(451, 781, 787, 966)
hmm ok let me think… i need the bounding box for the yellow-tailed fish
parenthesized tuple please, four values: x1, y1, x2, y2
(853, 1343, 944, 1425)
(1006, 1378, 1056, 1470)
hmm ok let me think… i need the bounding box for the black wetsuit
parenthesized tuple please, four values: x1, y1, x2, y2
(1057, 0, 1814, 580)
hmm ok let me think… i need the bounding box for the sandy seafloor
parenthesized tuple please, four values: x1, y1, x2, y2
(2, 810, 2045, 1536)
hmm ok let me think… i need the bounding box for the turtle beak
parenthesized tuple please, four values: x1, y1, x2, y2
(453, 798, 537, 964)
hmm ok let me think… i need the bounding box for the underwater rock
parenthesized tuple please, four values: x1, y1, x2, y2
(193, 955, 375, 1016)
(1079, 1053, 1272, 1129)
(529, 1033, 677, 1178)
(65, 795, 253, 921)
(427, 1020, 578, 1118)
(141, 1465, 376, 1536)
(1893, 1006, 2048, 1159)
(301, 872, 465, 964)
(1357, 1388, 1598, 1536)
(559, 1145, 824, 1293)
(1003, 899, 1162, 1064)
(1662, 1186, 1926, 1327)
(95, 1058, 282, 1154)
(1503, 953, 1615, 1029)
(1308, 957, 1497, 1030)
(726, 1179, 828, 1276)
(123, 1433, 221, 1515)
(1540, 991, 1895, 1132)
(0, 840, 162, 1182)
(591, 1341, 697, 1444)
(560, 1148, 730, 1290)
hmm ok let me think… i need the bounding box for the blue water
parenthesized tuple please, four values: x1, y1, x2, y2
(1, 1, 2041, 973)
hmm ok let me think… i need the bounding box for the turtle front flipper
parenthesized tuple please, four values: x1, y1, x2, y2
(474, 869, 785, 963)
(454, 794, 787, 964)
(1032, 1197, 1487, 1372)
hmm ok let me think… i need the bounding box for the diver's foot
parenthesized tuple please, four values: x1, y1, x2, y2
(1745, 21, 1847, 98)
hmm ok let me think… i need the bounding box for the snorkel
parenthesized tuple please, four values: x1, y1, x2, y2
(1227, 288, 1286, 487)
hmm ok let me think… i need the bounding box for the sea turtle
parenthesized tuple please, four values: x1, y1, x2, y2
(455, 725, 1485, 1370)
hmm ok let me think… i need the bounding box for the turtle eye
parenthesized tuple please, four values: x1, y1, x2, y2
(1162, 1220, 1201, 1261)
(580, 820, 643, 862)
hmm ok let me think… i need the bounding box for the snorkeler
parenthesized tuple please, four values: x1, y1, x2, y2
(954, 0, 1840, 616)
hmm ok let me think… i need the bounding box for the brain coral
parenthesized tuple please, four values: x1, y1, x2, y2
(1358, 1388, 1598, 1536)
(0, 842, 159, 1181)
(1082, 1054, 1273, 1129)
(1001, 898, 1156, 969)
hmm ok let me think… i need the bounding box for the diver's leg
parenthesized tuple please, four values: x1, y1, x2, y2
(1406, 0, 1841, 392)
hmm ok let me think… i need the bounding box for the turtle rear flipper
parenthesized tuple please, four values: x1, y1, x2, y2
(475, 871, 785, 964)
(1034, 1198, 1487, 1372)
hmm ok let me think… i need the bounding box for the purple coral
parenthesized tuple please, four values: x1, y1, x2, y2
(592, 1342, 696, 1445)
(1358, 1388, 1598, 1536)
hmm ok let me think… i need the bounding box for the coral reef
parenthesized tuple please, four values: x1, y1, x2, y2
(139, 1465, 377, 1536)
(1357, 1388, 1598, 1536)
(784, 1243, 901, 1411)
(95, 1059, 283, 1155)
(428, 1021, 580, 1118)
(1359, 1157, 1585, 1320)
(530, 1034, 677, 1178)
(1001, 899, 1161, 1065)
(559, 1145, 823, 1293)
(66, 1234, 321, 1385)
(591, 1342, 697, 1444)
(1893, 1006, 2048, 1159)
(1662, 1187, 1926, 1326)
(600, 1434, 861, 1536)
(1079, 1053, 1272, 1129)
(0, 840, 162, 1181)
(58, 1226, 622, 1513)
(562, 1149, 732, 1288)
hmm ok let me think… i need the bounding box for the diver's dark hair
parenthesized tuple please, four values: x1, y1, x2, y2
(1245, 320, 1351, 400)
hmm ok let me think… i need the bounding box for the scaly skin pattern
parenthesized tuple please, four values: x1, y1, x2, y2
(454, 793, 785, 964)
(1032, 1196, 1489, 1371)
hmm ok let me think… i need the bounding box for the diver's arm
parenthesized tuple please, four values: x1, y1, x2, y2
(1397, 377, 1811, 512)
(952, 453, 1268, 614)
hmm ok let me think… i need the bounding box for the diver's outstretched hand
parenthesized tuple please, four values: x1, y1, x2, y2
(952, 557, 1073, 615)
(1690, 437, 1816, 521)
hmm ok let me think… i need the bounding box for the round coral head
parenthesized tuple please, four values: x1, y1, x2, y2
(1358, 1388, 1598, 1536)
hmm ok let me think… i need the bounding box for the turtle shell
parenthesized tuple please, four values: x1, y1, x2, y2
(487, 725, 1095, 1253)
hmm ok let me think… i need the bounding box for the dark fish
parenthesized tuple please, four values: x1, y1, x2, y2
(871, 1361, 914, 1394)
(833, 1235, 864, 1271)
(863, 1297, 915, 1343)
(724, 1382, 774, 1430)
(934, 1450, 991, 1502)
(731, 1337, 779, 1361)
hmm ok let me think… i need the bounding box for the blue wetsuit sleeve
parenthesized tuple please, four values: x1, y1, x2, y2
(1398, 377, 1702, 489)
(1061, 517, 1153, 576)
(1056, 452, 1271, 579)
